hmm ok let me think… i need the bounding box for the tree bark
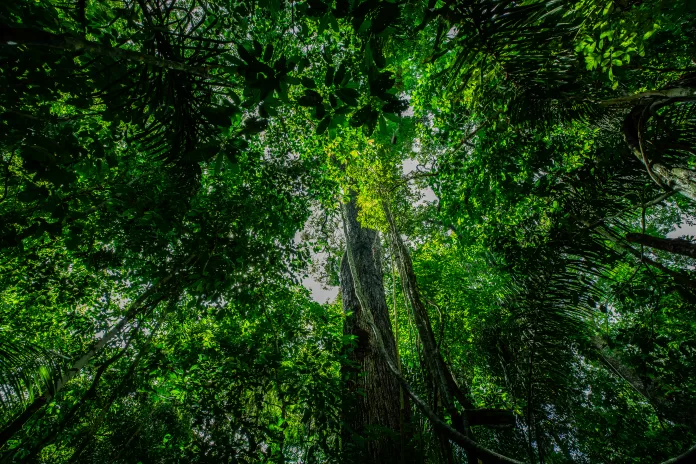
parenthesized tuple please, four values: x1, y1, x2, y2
(625, 233, 696, 259)
(340, 197, 524, 463)
(341, 195, 406, 463)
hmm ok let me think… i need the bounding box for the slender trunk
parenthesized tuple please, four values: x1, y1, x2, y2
(384, 203, 477, 464)
(0, 398, 47, 451)
(390, 254, 410, 464)
(382, 201, 517, 464)
(383, 201, 515, 437)
(69, 345, 151, 463)
(625, 233, 696, 259)
(15, 349, 128, 462)
(341, 195, 406, 463)
(0, 311, 135, 450)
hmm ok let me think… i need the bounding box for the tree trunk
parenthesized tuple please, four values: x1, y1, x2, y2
(625, 233, 696, 259)
(17, 349, 127, 462)
(382, 201, 514, 464)
(340, 197, 523, 463)
(341, 195, 406, 463)
(68, 344, 152, 463)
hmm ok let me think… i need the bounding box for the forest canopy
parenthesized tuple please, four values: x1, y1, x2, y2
(1, 0, 696, 462)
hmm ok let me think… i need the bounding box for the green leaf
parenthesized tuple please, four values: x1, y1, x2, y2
(301, 78, 317, 89)
(18, 185, 49, 203)
(241, 117, 268, 134)
(325, 66, 335, 87)
(334, 63, 347, 86)
(336, 88, 360, 107)
(316, 116, 330, 135)
(350, 105, 371, 127)
(358, 18, 372, 34)
(263, 43, 274, 62)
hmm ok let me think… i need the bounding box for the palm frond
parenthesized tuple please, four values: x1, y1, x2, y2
(0, 327, 62, 414)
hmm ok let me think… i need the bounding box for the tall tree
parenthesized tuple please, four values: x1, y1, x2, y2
(341, 194, 406, 463)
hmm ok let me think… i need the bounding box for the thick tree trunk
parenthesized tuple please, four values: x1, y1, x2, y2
(625, 233, 696, 259)
(341, 196, 406, 463)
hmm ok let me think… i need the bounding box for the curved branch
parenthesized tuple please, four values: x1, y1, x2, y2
(602, 87, 696, 106)
(661, 443, 696, 464)
(623, 103, 696, 201)
(626, 233, 696, 259)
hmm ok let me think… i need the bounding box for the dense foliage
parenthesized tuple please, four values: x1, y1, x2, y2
(1, 0, 696, 463)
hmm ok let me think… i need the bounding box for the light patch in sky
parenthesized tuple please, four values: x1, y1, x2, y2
(668, 223, 696, 238)
(303, 276, 339, 304)
(296, 224, 340, 304)
(402, 158, 437, 204)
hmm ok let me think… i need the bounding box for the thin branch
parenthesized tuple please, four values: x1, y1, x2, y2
(601, 87, 696, 106)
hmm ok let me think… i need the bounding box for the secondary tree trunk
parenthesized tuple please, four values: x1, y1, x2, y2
(382, 201, 514, 464)
(625, 233, 696, 259)
(341, 195, 407, 464)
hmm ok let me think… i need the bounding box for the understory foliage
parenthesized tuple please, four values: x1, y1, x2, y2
(1, 0, 696, 463)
